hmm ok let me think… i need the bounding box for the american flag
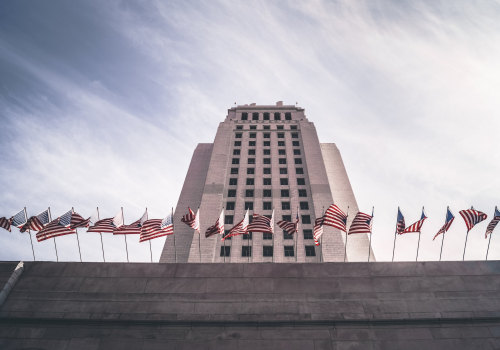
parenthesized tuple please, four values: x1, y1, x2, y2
(247, 213, 273, 234)
(0, 217, 11, 232)
(140, 214, 174, 242)
(87, 211, 123, 233)
(433, 207, 455, 240)
(395, 207, 405, 235)
(205, 209, 224, 238)
(459, 208, 487, 232)
(401, 208, 427, 234)
(348, 212, 373, 235)
(223, 210, 249, 241)
(10, 209, 27, 228)
(36, 210, 75, 242)
(313, 215, 324, 246)
(485, 207, 500, 239)
(277, 213, 299, 235)
(20, 209, 50, 232)
(323, 204, 347, 232)
(114, 210, 148, 235)
(181, 207, 200, 232)
(70, 211, 91, 229)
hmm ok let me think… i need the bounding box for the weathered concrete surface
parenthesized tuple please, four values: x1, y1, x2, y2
(1, 261, 500, 349)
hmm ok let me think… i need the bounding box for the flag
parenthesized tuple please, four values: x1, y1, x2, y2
(20, 209, 50, 232)
(395, 207, 405, 235)
(70, 211, 91, 229)
(0, 217, 11, 232)
(114, 210, 148, 235)
(485, 207, 500, 239)
(459, 208, 487, 232)
(36, 210, 75, 242)
(323, 204, 347, 232)
(348, 212, 373, 235)
(140, 213, 174, 242)
(247, 213, 273, 234)
(223, 210, 249, 241)
(270, 210, 275, 233)
(433, 207, 455, 240)
(401, 208, 427, 234)
(313, 216, 324, 246)
(205, 210, 224, 238)
(277, 213, 299, 235)
(87, 211, 123, 233)
(181, 207, 200, 232)
(10, 209, 27, 228)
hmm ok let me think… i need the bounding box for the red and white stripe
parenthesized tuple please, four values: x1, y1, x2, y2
(70, 212, 91, 229)
(223, 210, 249, 241)
(205, 210, 224, 238)
(485, 207, 500, 238)
(313, 216, 324, 246)
(0, 217, 11, 232)
(181, 207, 200, 232)
(114, 210, 148, 235)
(248, 213, 273, 234)
(433, 218, 454, 240)
(459, 208, 487, 232)
(401, 210, 427, 234)
(140, 217, 173, 242)
(36, 219, 75, 242)
(323, 204, 347, 232)
(348, 212, 373, 235)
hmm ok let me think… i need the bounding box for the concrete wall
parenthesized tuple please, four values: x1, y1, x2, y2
(1, 261, 500, 349)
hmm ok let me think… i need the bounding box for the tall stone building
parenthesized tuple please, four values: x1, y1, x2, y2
(160, 102, 374, 263)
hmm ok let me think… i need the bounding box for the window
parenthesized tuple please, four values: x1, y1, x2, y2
(300, 202, 309, 210)
(263, 133, 270, 138)
(245, 202, 254, 210)
(279, 158, 287, 164)
(234, 141, 241, 147)
(249, 133, 256, 139)
(248, 158, 255, 164)
(263, 201, 272, 210)
(264, 125, 270, 130)
(284, 246, 295, 257)
(263, 158, 271, 164)
(280, 168, 288, 175)
(229, 178, 238, 186)
(236, 125, 243, 130)
(281, 189, 289, 197)
(293, 149, 301, 155)
(245, 189, 254, 197)
(263, 232, 272, 240)
(263, 246, 274, 257)
(252, 112, 259, 120)
(247, 168, 255, 174)
(263, 149, 270, 155)
(249, 141, 256, 146)
(285, 112, 292, 120)
(296, 168, 304, 174)
(223, 230, 232, 240)
(294, 158, 302, 164)
(226, 202, 235, 210)
(263, 189, 272, 197)
(282, 215, 291, 221)
(242, 246, 252, 257)
(303, 229, 313, 239)
(292, 141, 300, 147)
(231, 168, 238, 174)
(241, 113, 248, 120)
(263, 141, 270, 147)
(274, 112, 281, 120)
(228, 190, 236, 197)
(297, 178, 305, 185)
(305, 246, 316, 257)
(225, 215, 234, 224)
(235, 133, 242, 139)
(290, 125, 297, 130)
(242, 232, 253, 240)
(263, 168, 271, 174)
(283, 230, 293, 240)
(277, 133, 284, 139)
(292, 133, 298, 139)
(263, 178, 271, 185)
(299, 189, 307, 197)
(282, 202, 290, 210)
(233, 149, 240, 155)
(248, 149, 255, 155)
(277, 125, 284, 130)
(278, 149, 286, 155)
(246, 178, 254, 186)
(278, 141, 285, 147)
(280, 178, 288, 186)
(250, 125, 256, 130)
(220, 246, 231, 257)
(263, 112, 270, 120)
(301, 215, 311, 224)
(232, 158, 240, 164)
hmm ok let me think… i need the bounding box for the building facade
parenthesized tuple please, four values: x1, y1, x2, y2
(160, 102, 374, 263)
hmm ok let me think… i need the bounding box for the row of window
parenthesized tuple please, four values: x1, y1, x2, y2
(231, 158, 302, 165)
(230, 167, 304, 175)
(240, 112, 293, 121)
(233, 149, 301, 156)
(235, 140, 300, 147)
(221, 230, 314, 240)
(236, 125, 297, 130)
(229, 178, 306, 186)
(220, 245, 316, 257)
(235, 132, 299, 139)
(224, 214, 312, 225)
(225, 201, 309, 211)
(227, 189, 308, 197)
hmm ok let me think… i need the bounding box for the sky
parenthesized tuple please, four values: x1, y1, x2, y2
(1, 0, 499, 263)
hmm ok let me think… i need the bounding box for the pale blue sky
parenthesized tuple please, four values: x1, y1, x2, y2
(1, 0, 499, 262)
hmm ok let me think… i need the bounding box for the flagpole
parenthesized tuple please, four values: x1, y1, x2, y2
(48, 207, 59, 262)
(197, 207, 201, 263)
(486, 232, 493, 261)
(463, 206, 473, 261)
(344, 206, 349, 262)
(439, 207, 448, 262)
(23, 207, 36, 261)
(121, 207, 129, 262)
(295, 207, 298, 263)
(392, 208, 398, 262)
(415, 206, 423, 262)
(97, 207, 105, 262)
(172, 207, 176, 263)
(72, 208, 82, 262)
(319, 206, 324, 263)
(272, 208, 274, 264)
(368, 206, 374, 262)
(145, 208, 152, 263)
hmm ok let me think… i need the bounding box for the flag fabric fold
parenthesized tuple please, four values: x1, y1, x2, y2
(10, 209, 27, 229)
(87, 211, 123, 233)
(313, 216, 324, 246)
(348, 212, 373, 235)
(247, 213, 273, 234)
(277, 213, 299, 235)
(459, 208, 487, 232)
(36, 210, 75, 242)
(485, 207, 500, 239)
(395, 207, 405, 235)
(181, 207, 200, 232)
(223, 210, 249, 241)
(114, 210, 148, 235)
(323, 204, 347, 232)
(433, 207, 455, 240)
(20, 209, 50, 232)
(0, 217, 11, 232)
(205, 210, 224, 238)
(70, 211, 92, 229)
(401, 208, 427, 234)
(140, 214, 173, 242)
